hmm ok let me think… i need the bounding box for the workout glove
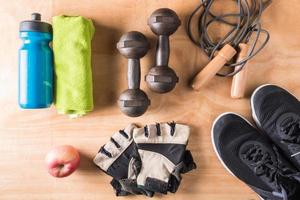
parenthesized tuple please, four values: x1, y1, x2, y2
(132, 122, 194, 194)
(93, 124, 153, 197)
(94, 122, 196, 196)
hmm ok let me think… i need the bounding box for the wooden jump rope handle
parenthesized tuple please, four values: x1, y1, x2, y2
(191, 44, 237, 91)
(231, 43, 249, 99)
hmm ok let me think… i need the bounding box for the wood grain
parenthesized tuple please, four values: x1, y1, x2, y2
(231, 43, 250, 99)
(1, 0, 300, 199)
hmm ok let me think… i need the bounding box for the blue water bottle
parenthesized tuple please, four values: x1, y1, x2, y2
(19, 13, 53, 108)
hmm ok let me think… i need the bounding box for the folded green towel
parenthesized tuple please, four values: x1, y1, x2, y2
(53, 15, 95, 117)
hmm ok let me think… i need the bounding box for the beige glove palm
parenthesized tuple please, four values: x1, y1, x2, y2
(132, 122, 191, 194)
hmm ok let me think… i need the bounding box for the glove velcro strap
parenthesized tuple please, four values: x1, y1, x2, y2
(119, 179, 154, 197)
(168, 174, 180, 193)
(119, 179, 141, 195)
(144, 177, 168, 194)
(110, 178, 130, 196)
(181, 150, 197, 174)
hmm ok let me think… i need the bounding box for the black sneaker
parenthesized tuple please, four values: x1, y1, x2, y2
(212, 112, 300, 200)
(251, 84, 300, 171)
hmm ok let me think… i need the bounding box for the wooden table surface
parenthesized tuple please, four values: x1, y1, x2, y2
(1, 0, 300, 199)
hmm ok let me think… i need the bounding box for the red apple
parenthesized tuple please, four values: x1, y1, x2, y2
(45, 145, 80, 178)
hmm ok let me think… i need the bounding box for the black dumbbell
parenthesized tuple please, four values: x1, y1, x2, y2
(145, 8, 181, 93)
(117, 31, 151, 117)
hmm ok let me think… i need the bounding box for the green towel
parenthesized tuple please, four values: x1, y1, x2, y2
(53, 15, 95, 117)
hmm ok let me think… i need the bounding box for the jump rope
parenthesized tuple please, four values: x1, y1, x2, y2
(187, 0, 272, 98)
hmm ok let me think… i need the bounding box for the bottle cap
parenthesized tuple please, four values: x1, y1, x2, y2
(20, 13, 52, 33)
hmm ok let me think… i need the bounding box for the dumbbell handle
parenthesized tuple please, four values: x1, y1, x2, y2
(128, 58, 141, 89)
(156, 35, 169, 66)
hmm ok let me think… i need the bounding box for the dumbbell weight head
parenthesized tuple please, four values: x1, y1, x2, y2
(117, 31, 151, 117)
(146, 66, 178, 93)
(118, 89, 150, 117)
(148, 8, 181, 36)
(117, 31, 149, 59)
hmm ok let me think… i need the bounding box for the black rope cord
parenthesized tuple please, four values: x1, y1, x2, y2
(186, 0, 271, 77)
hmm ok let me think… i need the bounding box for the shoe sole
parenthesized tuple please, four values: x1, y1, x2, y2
(250, 84, 273, 129)
(211, 112, 264, 200)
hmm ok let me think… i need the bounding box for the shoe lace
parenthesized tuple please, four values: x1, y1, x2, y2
(280, 117, 300, 157)
(243, 145, 276, 180)
(243, 145, 300, 200)
(280, 118, 300, 143)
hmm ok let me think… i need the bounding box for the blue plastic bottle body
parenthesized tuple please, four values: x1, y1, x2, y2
(18, 31, 53, 108)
